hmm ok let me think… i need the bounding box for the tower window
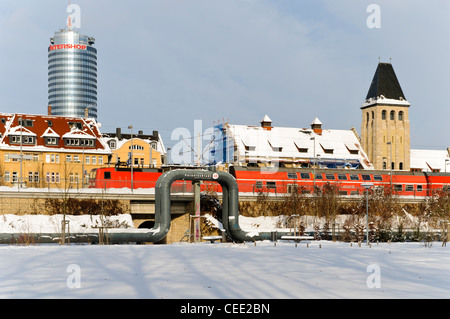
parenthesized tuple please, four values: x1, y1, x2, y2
(382, 110, 386, 120)
(390, 111, 395, 120)
(398, 111, 404, 121)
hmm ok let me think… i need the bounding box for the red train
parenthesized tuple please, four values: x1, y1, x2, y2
(89, 165, 450, 197)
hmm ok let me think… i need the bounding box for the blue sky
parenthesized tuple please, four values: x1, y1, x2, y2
(0, 0, 448, 152)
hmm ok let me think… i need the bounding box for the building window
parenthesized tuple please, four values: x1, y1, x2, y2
(45, 137, 58, 145)
(382, 110, 386, 120)
(34, 172, 39, 183)
(66, 155, 72, 162)
(4, 171, 10, 183)
(98, 156, 103, 165)
(92, 156, 97, 165)
(73, 155, 79, 162)
(85, 156, 90, 164)
(398, 111, 404, 121)
(10, 135, 35, 145)
(399, 162, 404, 170)
(18, 119, 33, 127)
(12, 172, 18, 182)
(28, 172, 33, 183)
(390, 110, 395, 120)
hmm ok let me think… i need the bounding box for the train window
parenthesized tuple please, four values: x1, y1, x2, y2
(287, 172, 297, 179)
(300, 173, 310, 179)
(373, 175, 382, 181)
(325, 174, 335, 180)
(313, 173, 323, 180)
(350, 174, 359, 181)
(255, 181, 263, 189)
(104, 172, 111, 179)
(267, 181, 276, 189)
(405, 185, 414, 192)
(416, 185, 423, 192)
(362, 175, 371, 181)
(394, 184, 403, 192)
(337, 174, 347, 180)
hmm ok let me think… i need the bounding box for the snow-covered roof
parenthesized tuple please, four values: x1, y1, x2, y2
(7, 126, 36, 136)
(261, 114, 272, 123)
(224, 118, 373, 169)
(0, 113, 110, 153)
(40, 127, 60, 138)
(62, 128, 93, 139)
(410, 149, 450, 172)
(311, 117, 322, 125)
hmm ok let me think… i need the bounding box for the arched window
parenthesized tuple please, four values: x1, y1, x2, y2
(399, 162, 404, 170)
(372, 111, 375, 119)
(398, 111, 404, 121)
(382, 110, 386, 120)
(390, 110, 395, 120)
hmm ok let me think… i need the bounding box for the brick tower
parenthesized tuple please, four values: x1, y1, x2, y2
(360, 62, 410, 171)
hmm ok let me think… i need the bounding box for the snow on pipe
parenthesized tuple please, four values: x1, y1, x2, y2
(0, 169, 281, 244)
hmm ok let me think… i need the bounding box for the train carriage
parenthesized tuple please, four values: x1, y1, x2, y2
(89, 165, 450, 197)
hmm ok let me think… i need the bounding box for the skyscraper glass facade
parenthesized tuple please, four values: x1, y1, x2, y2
(48, 29, 97, 119)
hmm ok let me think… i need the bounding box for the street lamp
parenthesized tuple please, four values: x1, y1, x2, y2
(128, 125, 133, 191)
(362, 182, 374, 245)
(310, 136, 316, 191)
(386, 141, 393, 189)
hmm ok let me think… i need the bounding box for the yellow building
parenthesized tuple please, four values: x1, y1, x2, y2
(0, 113, 110, 188)
(102, 128, 166, 168)
(360, 62, 411, 171)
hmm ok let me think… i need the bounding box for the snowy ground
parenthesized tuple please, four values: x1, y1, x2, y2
(0, 240, 448, 299)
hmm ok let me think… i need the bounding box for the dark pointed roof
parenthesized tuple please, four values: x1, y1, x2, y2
(365, 62, 406, 101)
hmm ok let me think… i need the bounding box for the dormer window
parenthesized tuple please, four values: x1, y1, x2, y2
(45, 137, 59, 146)
(64, 138, 95, 148)
(10, 135, 35, 145)
(109, 140, 116, 149)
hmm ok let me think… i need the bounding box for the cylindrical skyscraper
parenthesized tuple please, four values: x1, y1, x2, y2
(48, 29, 98, 119)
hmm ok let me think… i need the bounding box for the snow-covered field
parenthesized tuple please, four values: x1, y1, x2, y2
(0, 240, 448, 299)
(0, 213, 448, 302)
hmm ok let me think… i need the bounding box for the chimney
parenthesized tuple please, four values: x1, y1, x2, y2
(311, 117, 323, 135)
(84, 108, 89, 119)
(116, 127, 122, 140)
(138, 130, 143, 136)
(260, 114, 272, 131)
(48, 105, 52, 115)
